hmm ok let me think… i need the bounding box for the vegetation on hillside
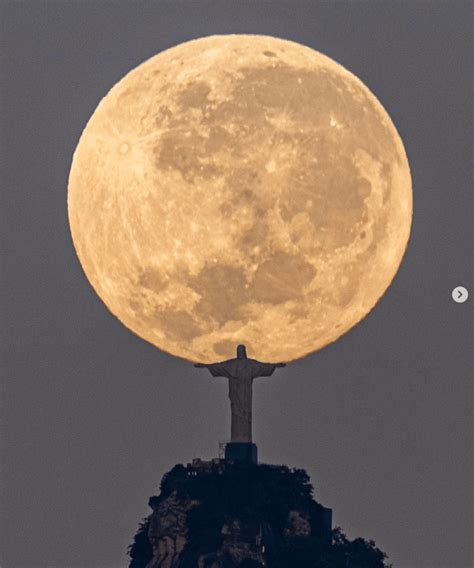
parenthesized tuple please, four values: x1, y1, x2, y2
(128, 463, 391, 568)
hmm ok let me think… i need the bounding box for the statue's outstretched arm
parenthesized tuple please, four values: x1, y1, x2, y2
(252, 361, 286, 378)
(193, 361, 232, 378)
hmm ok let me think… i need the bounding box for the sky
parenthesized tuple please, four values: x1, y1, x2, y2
(0, 2, 472, 567)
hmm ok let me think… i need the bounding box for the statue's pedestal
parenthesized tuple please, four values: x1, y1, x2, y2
(225, 442, 258, 464)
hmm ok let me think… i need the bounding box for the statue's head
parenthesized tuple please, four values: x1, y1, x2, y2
(236, 344, 247, 359)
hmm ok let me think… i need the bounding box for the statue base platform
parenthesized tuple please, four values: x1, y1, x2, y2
(225, 442, 258, 464)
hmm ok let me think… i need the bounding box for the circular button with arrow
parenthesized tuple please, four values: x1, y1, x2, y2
(452, 286, 469, 303)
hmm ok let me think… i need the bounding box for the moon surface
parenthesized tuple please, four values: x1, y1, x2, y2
(68, 34, 412, 363)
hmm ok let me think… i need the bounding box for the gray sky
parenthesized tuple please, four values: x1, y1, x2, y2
(1, 2, 472, 567)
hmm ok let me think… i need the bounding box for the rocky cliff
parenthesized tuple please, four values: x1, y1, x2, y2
(128, 460, 390, 568)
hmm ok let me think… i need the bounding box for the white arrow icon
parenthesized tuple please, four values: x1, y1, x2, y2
(452, 286, 468, 303)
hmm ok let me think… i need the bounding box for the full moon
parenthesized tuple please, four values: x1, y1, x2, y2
(68, 35, 412, 363)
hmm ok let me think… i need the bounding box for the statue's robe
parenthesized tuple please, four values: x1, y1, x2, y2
(204, 358, 279, 443)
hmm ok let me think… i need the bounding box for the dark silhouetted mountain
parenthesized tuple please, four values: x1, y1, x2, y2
(128, 460, 391, 568)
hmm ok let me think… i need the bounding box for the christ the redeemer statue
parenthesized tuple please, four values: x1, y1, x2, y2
(194, 345, 285, 461)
